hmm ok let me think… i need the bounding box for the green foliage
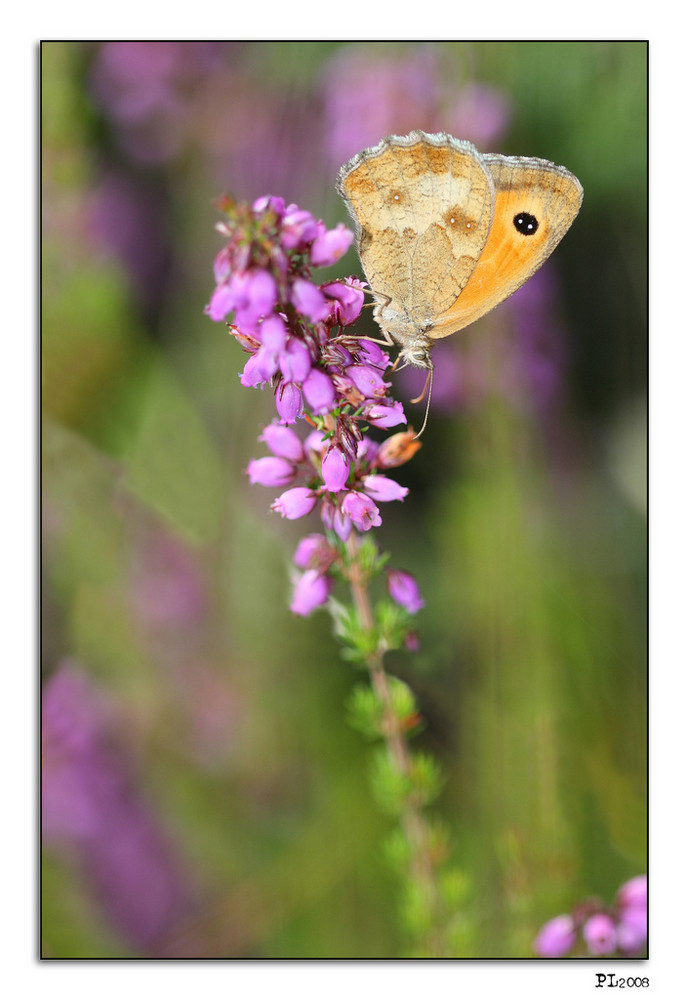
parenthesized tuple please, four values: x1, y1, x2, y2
(346, 676, 419, 741)
(368, 747, 444, 817)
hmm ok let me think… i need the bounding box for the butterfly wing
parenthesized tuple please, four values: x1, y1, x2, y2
(429, 154, 583, 338)
(337, 132, 495, 339)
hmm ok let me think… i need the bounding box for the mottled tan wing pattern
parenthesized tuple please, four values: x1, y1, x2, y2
(337, 132, 495, 343)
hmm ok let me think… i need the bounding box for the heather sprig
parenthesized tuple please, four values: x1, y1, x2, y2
(207, 192, 461, 955)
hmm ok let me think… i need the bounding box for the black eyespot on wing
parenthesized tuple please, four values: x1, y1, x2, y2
(513, 212, 539, 236)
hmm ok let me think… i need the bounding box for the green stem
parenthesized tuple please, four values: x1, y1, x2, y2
(345, 534, 443, 954)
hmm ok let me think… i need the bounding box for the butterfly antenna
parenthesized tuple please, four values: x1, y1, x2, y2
(412, 366, 434, 439)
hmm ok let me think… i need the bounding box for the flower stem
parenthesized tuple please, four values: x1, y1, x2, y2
(345, 534, 442, 953)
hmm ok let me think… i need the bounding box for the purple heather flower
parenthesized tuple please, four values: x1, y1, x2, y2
(321, 280, 365, 326)
(616, 906, 647, 954)
(279, 336, 313, 383)
(214, 268, 278, 332)
(256, 312, 288, 349)
(255, 316, 287, 382)
(533, 914, 576, 958)
(271, 486, 318, 520)
(290, 568, 333, 616)
(260, 422, 304, 462)
(252, 194, 286, 218)
(364, 400, 406, 428)
(275, 380, 303, 424)
(322, 444, 350, 493)
(362, 474, 408, 503)
(583, 913, 617, 956)
(240, 351, 270, 388)
(281, 206, 322, 249)
(342, 490, 382, 531)
(293, 533, 335, 570)
(320, 496, 353, 541)
(346, 363, 390, 399)
(617, 874, 647, 912)
(356, 339, 389, 368)
(302, 367, 336, 414)
(310, 223, 354, 266)
(387, 570, 424, 614)
(290, 277, 330, 323)
(208, 282, 236, 322)
(246, 456, 297, 488)
(357, 435, 379, 466)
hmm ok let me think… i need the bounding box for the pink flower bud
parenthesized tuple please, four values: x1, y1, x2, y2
(290, 277, 330, 323)
(582, 913, 617, 956)
(275, 381, 303, 424)
(322, 444, 350, 493)
(293, 533, 334, 570)
(310, 223, 354, 267)
(279, 337, 313, 383)
(387, 570, 424, 614)
(533, 915, 576, 958)
(345, 363, 390, 399)
(364, 400, 406, 428)
(271, 487, 317, 520)
(246, 457, 296, 488)
(362, 475, 408, 503)
(302, 367, 336, 414)
(290, 569, 332, 616)
(259, 422, 304, 462)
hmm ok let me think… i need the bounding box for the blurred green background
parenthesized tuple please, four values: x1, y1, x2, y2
(41, 41, 647, 958)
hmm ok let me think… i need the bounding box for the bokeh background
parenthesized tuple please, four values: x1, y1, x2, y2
(41, 41, 647, 958)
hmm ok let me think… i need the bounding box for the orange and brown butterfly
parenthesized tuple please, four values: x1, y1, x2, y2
(336, 130, 583, 375)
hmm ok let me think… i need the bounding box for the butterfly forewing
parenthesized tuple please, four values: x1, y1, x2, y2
(338, 133, 495, 334)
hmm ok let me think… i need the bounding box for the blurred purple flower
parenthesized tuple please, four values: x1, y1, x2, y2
(534, 874, 647, 958)
(290, 568, 333, 616)
(582, 913, 618, 956)
(387, 570, 425, 614)
(259, 421, 305, 462)
(321, 45, 444, 167)
(293, 533, 337, 571)
(130, 530, 207, 630)
(291, 277, 330, 323)
(310, 223, 354, 267)
(88, 170, 171, 316)
(616, 906, 647, 954)
(321, 45, 511, 168)
(617, 874, 647, 911)
(89, 42, 226, 166)
(505, 267, 568, 415)
(42, 663, 194, 951)
(450, 83, 512, 148)
(533, 915, 576, 958)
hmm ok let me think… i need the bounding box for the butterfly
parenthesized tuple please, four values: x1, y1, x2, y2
(337, 130, 583, 396)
